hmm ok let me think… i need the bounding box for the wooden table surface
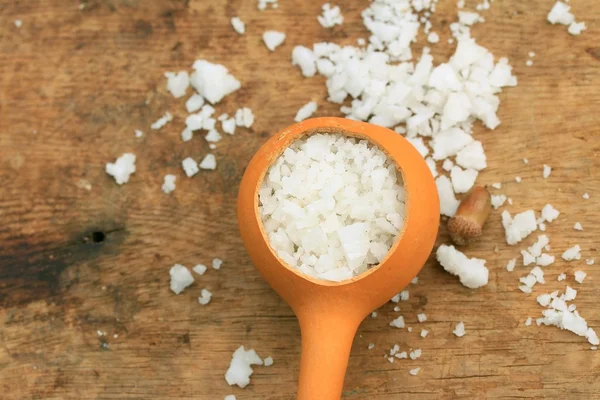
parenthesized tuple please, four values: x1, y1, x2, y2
(1, 1, 599, 399)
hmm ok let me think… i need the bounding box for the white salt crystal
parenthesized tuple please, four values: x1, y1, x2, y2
(191, 60, 241, 104)
(442, 159, 454, 172)
(409, 349, 421, 360)
(436, 245, 488, 289)
(235, 107, 255, 128)
(400, 290, 409, 301)
(198, 288, 212, 305)
(390, 316, 405, 328)
(135, 129, 144, 138)
(186, 94, 205, 113)
(14, 19, 22, 28)
(318, 3, 344, 28)
(225, 395, 236, 400)
(558, 273, 566, 281)
(543, 165, 552, 178)
(525, 317, 532, 326)
(263, 31, 286, 51)
(574, 222, 583, 231)
(294, 101, 318, 122)
(547, 1, 575, 25)
(453, 322, 465, 337)
(574, 271, 586, 284)
(586, 259, 595, 265)
(541, 204, 560, 223)
(292, 46, 317, 77)
(420, 329, 429, 338)
(151, 112, 173, 130)
(582, 193, 590, 199)
(506, 258, 516, 272)
(162, 174, 176, 194)
(491, 182, 502, 189)
(417, 313, 427, 323)
(436, 176, 460, 217)
(231, 17, 245, 34)
(562, 245, 581, 261)
(212, 258, 223, 270)
(501, 210, 537, 245)
(568, 21, 586, 35)
(199, 154, 217, 170)
(368, 343, 375, 350)
(515, 176, 522, 183)
(526, 60, 533, 67)
(193, 264, 207, 275)
(564, 286, 577, 301)
(165, 71, 189, 98)
(409, 368, 420, 376)
(450, 166, 478, 194)
(225, 346, 263, 388)
(182, 157, 199, 177)
(427, 32, 439, 43)
(222, 118, 236, 135)
(263, 356, 274, 366)
(536, 254, 555, 267)
(106, 153, 136, 185)
(181, 127, 193, 142)
(169, 264, 194, 294)
(491, 194, 507, 209)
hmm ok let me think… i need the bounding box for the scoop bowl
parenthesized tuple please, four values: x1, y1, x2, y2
(237, 117, 440, 400)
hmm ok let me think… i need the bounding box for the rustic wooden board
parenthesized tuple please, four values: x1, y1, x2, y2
(1, 0, 599, 399)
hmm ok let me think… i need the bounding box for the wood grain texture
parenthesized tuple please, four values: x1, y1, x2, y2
(0, 0, 599, 399)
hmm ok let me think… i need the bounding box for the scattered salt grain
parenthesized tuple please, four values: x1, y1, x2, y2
(564, 286, 577, 301)
(294, 101, 318, 122)
(417, 313, 427, 323)
(368, 343, 375, 350)
(151, 112, 173, 130)
(574, 222, 583, 231)
(165, 71, 190, 98)
(453, 322, 466, 337)
(436, 176, 460, 217)
(506, 258, 516, 272)
(390, 344, 400, 356)
(169, 264, 194, 294)
(568, 21, 586, 35)
(182, 157, 199, 177)
(258, 0, 278, 10)
(427, 32, 440, 43)
(586, 259, 595, 266)
(521, 250, 535, 266)
(199, 154, 217, 170)
(263, 31, 286, 51)
(491, 182, 502, 189)
(525, 317, 532, 326)
(562, 245, 581, 261)
(502, 210, 537, 245)
(515, 176, 522, 183)
(225, 395, 236, 400)
(186, 94, 205, 113)
(523, 158, 529, 164)
(162, 174, 176, 194)
(371, 311, 377, 318)
(222, 118, 236, 135)
(198, 289, 212, 305)
(412, 277, 419, 284)
(395, 351, 408, 359)
(106, 153, 136, 185)
(191, 60, 241, 104)
(582, 193, 590, 199)
(263, 356, 274, 366)
(528, 52, 536, 58)
(574, 271, 586, 284)
(420, 329, 429, 338)
(14, 19, 22, 28)
(409, 367, 420, 376)
(558, 273, 566, 281)
(442, 159, 454, 172)
(541, 204, 560, 223)
(409, 349, 422, 360)
(547, 1, 574, 25)
(235, 107, 255, 128)
(212, 258, 223, 270)
(491, 194, 507, 209)
(292, 46, 317, 78)
(543, 165, 552, 179)
(231, 17, 245, 34)
(537, 294, 552, 307)
(193, 264, 207, 275)
(390, 316, 405, 328)
(526, 60, 533, 67)
(135, 129, 144, 138)
(400, 290, 409, 301)
(450, 166, 478, 194)
(407, 327, 413, 332)
(206, 129, 222, 143)
(317, 3, 344, 28)
(225, 346, 263, 388)
(436, 245, 488, 289)
(536, 253, 555, 267)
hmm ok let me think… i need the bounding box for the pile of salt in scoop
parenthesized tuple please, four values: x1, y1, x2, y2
(258, 132, 406, 282)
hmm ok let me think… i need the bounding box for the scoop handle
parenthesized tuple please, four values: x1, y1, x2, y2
(297, 311, 360, 400)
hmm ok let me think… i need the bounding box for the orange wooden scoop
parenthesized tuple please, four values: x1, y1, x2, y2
(237, 117, 439, 400)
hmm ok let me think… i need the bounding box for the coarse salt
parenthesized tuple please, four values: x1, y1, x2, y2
(182, 157, 199, 177)
(574, 271, 586, 284)
(162, 174, 176, 194)
(263, 31, 286, 51)
(318, 3, 344, 28)
(231, 17, 245, 34)
(106, 153, 136, 185)
(294, 101, 318, 122)
(436, 245, 488, 289)
(198, 289, 212, 305)
(169, 264, 194, 294)
(562, 245, 581, 261)
(453, 322, 466, 337)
